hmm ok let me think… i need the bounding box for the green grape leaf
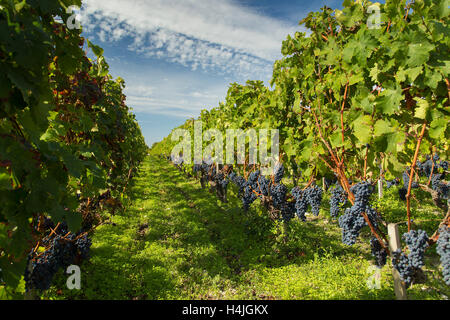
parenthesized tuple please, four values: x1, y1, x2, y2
(429, 118, 447, 139)
(375, 86, 403, 115)
(352, 115, 373, 143)
(413, 98, 429, 119)
(87, 39, 104, 58)
(407, 42, 434, 67)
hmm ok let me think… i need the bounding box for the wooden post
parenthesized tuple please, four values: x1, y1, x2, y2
(388, 223, 407, 300)
(378, 179, 383, 199)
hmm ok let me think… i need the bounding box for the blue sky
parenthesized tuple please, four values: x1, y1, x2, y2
(78, 0, 347, 146)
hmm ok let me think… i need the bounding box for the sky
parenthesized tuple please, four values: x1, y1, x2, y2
(77, 0, 346, 146)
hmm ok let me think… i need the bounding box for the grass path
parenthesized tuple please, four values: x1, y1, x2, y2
(46, 156, 448, 300)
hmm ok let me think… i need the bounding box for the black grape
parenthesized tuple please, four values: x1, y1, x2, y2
(25, 250, 60, 291)
(386, 178, 400, 189)
(273, 164, 284, 184)
(242, 184, 257, 211)
(392, 249, 414, 288)
(398, 187, 407, 201)
(330, 184, 347, 218)
(228, 172, 237, 181)
(280, 201, 296, 222)
(433, 153, 440, 163)
(365, 206, 381, 228)
(402, 230, 429, 269)
(248, 170, 260, 186)
(304, 185, 323, 216)
(338, 206, 366, 246)
(402, 171, 419, 189)
(291, 187, 307, 221)
(214, 172, 229, 192)
(350, 182, 373, 205)
(370, 237, 387, 268)
(257, 175, 270, 197)
(436, 226, 450, 286)
(324, 176, 338, 191)
(431, 174, 449, 200)
(418, 159, 434, 177)
(270, 184, 288, 209)
(25, 220, 93, 292)
(338, 182, 379, 246)
(76, 234, 92, 260)
(229, 174, 247, 194)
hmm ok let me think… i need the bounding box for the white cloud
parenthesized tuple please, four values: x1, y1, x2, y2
(125, 85, 155, 97)
(80, 0, 301, 78)
(121, 71, 227, 118)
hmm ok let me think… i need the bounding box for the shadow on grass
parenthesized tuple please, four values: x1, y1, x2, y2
(50, 156, 444, 300)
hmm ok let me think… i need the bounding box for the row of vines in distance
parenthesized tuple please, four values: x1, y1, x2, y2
(151, 0, 450, 290)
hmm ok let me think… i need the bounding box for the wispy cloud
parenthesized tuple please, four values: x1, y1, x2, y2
(121, 71, 227, 118)
(80, 0, 301, 78)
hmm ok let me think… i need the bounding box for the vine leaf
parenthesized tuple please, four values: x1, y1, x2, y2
(375, 87, 403, 115)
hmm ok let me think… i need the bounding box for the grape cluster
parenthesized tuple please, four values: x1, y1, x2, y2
(303, 185, 323, 216)
(270, 183, 288, 209)
(329, 184, 347, 218)
(338, 182, 377, 246)
(214, 172, 229, 192)
(433, 154, 440, 162)
(431, 174, 449, 200)
(42, 217, 55, 230)
(436, 226, 450, 285)
(242, 184, 258, 211)
(200, 162, 210, 173)
(339, 207, 366, 246)
(395, 170, 419, 201)
(273, 164, 284, 184)
(402, 230, 429, 269)
(291, 187, 308, 221)
(402, 171, 419, 189)
(417, 154, 448, 177)
(370, 237, 387, 268)
(351, 182, 374, 205)
(248, 171, 260, 186)
(280, 201, 296, 223)
(392, 249, 415, 288)
(257, 175, 270, 198)
(76, 235, 92, 260)
(323, 176, 338, 192)
(219, 178, 230, 191)
(24, 249, 59, 291)
(398, 187, 407, 201)
(24, 221, 92, 292)
(417, 157, 434, 177)
(365, 206, 381, 228)
(233, 170, 262, 211)
(386, 178, 400, 189)
(229, 172, 247, 195)
(228, 171, 237, 181)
